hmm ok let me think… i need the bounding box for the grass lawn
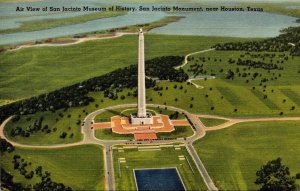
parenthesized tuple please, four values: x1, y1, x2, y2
(4, 109, 84, 145)
(113, 144, 207, 191)
(200, 118, 228, 127)
(157, 126, 194, 139)
(1, 145, 104, 190)
(94, 128, 133, 140)
(0, 35, 251, 101)
(194, 121, 300, 191)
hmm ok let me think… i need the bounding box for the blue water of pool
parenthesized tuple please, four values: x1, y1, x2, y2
(134, 168, 185, 191)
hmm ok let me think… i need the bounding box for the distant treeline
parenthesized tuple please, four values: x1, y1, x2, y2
(0, 56, 185, 123)
(146, 56, 187, 82)
(213, 26, 300, 56)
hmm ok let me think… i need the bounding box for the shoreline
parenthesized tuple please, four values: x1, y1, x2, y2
(0, 16, 184, 51)
(0, 11, 127, 34)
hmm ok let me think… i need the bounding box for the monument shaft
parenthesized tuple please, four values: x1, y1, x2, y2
(137, 29, 147, 117)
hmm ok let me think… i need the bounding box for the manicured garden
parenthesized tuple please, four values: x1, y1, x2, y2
(113, 144, 207, 190)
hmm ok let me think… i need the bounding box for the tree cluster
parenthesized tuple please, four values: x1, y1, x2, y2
(0, 138, 15, 153)
(255, 158, 296, 191)
(213, 26, 300, 56)
(10, 117, 52, 138)
(236, 59, 283, 70)
(1, 140, 72, 191)
(12, 155, 35, 179)
(145, 56, 188, 82)
(169, 111, 180, 119)
(1, 168, 30, 191)
(188, 63, 207, 77)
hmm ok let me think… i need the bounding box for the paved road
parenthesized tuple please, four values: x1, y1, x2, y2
(198, 114, 300, 131)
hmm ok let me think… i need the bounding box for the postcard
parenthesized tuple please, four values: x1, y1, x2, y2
(1, 0, 300, 190)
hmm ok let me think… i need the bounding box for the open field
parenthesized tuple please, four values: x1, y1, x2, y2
(194, 121, 300, 190)
(199, 118, 228, 127)
(0, 35, 252, 101)
(113, 144, 207, 190)
(145, 80, 300, 117)
(178, 50, 300, 116)
(0, 145, 104, 190)
(0, 11, 127, 34)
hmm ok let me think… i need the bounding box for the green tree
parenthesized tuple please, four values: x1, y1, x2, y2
(255, 158, 296, 191)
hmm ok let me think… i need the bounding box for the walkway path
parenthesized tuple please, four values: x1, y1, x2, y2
(174, 48, 216, 90)
(175, 48, 215, 69)
(187, 76, 216, 89)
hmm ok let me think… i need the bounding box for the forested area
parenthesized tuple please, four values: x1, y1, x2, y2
(213, 26, 300, 56)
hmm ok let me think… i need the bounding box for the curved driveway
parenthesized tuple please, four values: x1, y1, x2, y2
(175, 48, 215, 69)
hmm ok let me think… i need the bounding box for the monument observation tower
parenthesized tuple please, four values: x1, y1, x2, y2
(93, 29, 179, 139)
(131, 28, 153, 125)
